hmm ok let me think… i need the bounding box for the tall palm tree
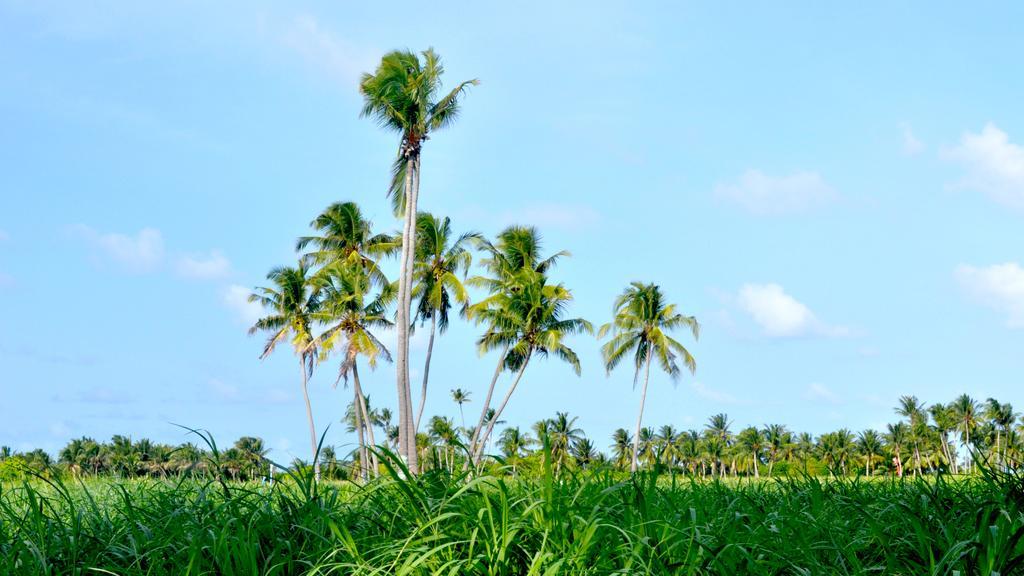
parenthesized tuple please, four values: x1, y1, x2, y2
(704, 414, 733, 477)
(314, 264, 395, 479)
(547, 412, 585, 475)
(895, 395, 927, 476)
(657, 425, 682, 470)
(763, 424, 790, 477)
(470, 271, 592, 464)
(249, 262, 322, 480)
(451, 388, 471, 432)
(985, 398, 1017, 467)
(930, 403, 959, 473)
(411, 213, 479, 433)
(857, 429, 883, 476)
(737, 427, 764, 478)
(600, 282, 699, 473)
(360, 49, 478, 472)
(951, 394, 979, 473)
(885, 422, 908, 477)
(467, 226, 568, 457)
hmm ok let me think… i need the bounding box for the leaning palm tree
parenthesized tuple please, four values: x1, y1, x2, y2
(411, 213, 479, 433)
(360, 49, 478, 472)
(599, 282, 699, 473)
(249, 262, 322, 480)
(470, 270, 592, 465)
(466, 226, 569, 457)
(951, 394, 979, 473)
(313, 264, 395, 479)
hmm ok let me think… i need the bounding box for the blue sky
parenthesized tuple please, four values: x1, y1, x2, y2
(2, 1, 1023, 461)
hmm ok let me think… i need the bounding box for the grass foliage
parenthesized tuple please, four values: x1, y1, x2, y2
(2, 451, 1024, 575)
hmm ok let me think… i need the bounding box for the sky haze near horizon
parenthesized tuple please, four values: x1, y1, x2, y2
(2, 1, 1023, 460)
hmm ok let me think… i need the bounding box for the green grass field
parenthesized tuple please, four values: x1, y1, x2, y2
(3, 459, 1024, 575)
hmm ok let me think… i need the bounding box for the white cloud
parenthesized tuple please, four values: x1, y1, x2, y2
(736, 283, 848, 338)
(690, 381, 740, 404)
(805, 382, 841, 404)
(714, 170, 838, 215)
(943, 123, 1024, 210)
(900, 122, 924, 156)
(955, 262, 1024, 328)
(223, 284, 263, 326)
(72, 225, 164, 271)
(176, 250, 231, 280)
(277, 14, 375, 88)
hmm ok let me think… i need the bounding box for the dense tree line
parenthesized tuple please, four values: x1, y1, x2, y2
(0, 436, 284, 481)
(4, 394, 1019, 481)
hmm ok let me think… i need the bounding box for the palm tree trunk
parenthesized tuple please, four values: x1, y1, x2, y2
(394, 151, 421, 473)
(966, 427, 971, 474)
(752, 453, 759, 478)
(469, 344, 510, 457)
(404, 155, 422, 472)
(996, 429, 1001, 468)
(353, 388, 367, 481)
(414, 310, 438, 434)
(352, 362, 378, 477)
(630, 353, 653, 473)
(474, 351, 531, 465)
(299, 355, 320, 481)
(393, 160, 413, 468)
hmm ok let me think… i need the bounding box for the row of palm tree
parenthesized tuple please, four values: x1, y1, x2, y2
(410, 397, 1024, 478)
(11, 391, 1020, 481)
(0, 436, 271, 480)
(337, 393, 1023, 479)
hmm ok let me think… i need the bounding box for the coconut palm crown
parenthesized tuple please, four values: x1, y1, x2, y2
(600, 282, 699, 472)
